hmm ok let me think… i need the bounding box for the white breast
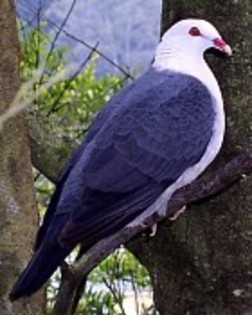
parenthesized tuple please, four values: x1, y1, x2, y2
(129, 55, 225, 226)
(155, 54, 225, 213)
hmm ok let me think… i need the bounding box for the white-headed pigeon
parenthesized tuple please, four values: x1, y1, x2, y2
(10, 19, 232, 300)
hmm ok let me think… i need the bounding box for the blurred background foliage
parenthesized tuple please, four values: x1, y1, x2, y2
(20, 21, 126, 141)
(17, 0, 161, 75)
(19, 20, 158, 315)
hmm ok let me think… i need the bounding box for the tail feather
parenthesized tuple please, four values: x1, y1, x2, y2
(10, 243, 72, 300)
(9, 216, 73, 301)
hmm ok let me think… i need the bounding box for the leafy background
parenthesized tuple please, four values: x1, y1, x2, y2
(17, 0, 161, 75)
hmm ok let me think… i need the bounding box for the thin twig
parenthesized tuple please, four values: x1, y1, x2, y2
(17, 12, 37, 32)
(58, 29, 133, 79)
(46, 41, 99, 116)
(35, 0, 42, 69)
(102, 276, 127, 315)
(38, 0, 77, 86)
(18, 0, 133, 79)
(130, 271, 140, 315)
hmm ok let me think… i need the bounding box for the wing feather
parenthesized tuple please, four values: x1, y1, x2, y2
(55, 70, 215, 247)
(36, 69, 215, 249)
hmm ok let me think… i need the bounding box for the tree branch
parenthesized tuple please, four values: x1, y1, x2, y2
(52, 149, 252, 315)
(53, 262, 86, 315)
(27, 110, 77, 182)
(74, 151, 252, 274)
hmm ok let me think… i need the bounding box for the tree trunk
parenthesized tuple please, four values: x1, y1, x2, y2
(129, 1, 252, 315)
(0, 1, 45, 314)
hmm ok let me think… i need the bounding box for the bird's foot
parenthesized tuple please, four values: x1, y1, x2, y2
(149, 223, 157, 237)
(169, 205, 186, 221)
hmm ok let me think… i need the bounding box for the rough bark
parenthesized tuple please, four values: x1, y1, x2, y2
(28, 111, 78, 183)
(127, 2, 252, 315)
(0, 1, 45, 314)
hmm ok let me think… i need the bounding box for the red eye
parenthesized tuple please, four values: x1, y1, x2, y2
(189, 27, 201, 36)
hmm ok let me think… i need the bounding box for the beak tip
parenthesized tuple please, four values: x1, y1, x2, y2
(224, 45, 233, 57)
(213, 38, 232, 57)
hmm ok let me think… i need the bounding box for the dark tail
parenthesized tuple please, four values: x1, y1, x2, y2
(9, 217, 73, 301)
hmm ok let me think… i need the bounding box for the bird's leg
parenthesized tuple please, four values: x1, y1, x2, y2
(149, 205, 186, 236)
(149, 223, 158, 237)
(169, 205, 186, 221)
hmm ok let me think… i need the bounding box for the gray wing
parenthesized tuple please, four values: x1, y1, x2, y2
(55, 69, 215, 248)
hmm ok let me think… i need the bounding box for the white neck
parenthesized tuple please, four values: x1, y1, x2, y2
(152, 45, 223, 107)
(152, 45, 225, 195)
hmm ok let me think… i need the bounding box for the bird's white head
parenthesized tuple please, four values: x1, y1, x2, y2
(154, 19, 232, 68)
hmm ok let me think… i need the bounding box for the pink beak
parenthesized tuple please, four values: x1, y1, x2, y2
(213, 38, 232, 56)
